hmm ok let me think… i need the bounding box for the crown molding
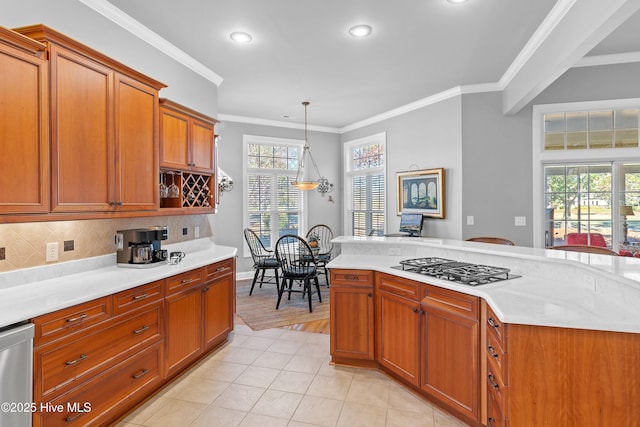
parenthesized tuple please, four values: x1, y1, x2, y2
(574, 51, 640, 68)
(218, 114, 339, 134)
(76, 0, 223, 86)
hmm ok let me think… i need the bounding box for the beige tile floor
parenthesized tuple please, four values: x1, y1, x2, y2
(116, 323, 470, 427)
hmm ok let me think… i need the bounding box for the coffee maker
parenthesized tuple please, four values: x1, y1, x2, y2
(116, 226, 169, 267)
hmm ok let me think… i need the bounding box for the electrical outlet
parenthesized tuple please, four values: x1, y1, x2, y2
(46, 242, 59, 262)
(0, 247, 5, 260)
(515, 216, 526, 226)
(467, 216, 474, 226)
(182, 227, 188, 236)
(194, 226, 200, 238)
(64, 240, 74, 251)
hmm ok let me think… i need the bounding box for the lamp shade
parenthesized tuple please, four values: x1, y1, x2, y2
(621, 205, 635, 216)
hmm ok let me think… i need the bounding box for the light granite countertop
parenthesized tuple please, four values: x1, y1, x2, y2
(328, 236, 640, 334)
(0, 238, 237, 329)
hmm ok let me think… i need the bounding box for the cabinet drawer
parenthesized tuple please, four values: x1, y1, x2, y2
(422, 286, 479, 320)
(166, 268, 204, 294)
(35, 306, 161, 399)
(486, 304, 507, 351)
(205, 258, 234, 281)
(113, 280, 164, 315)
(35, 342, 163, 427)
(33, 296, 112, 345)
(376, 273, 419, 298)
(487, 362, 508, 413)
(487, 327, 508, 381)
(487, 386, 508, 427)
(330, 269, 373, 286)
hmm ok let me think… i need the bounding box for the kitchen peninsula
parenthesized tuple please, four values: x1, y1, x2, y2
(327, 236, 640, 427)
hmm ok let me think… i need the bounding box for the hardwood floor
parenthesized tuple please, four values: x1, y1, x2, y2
(235, 314, 330, 334)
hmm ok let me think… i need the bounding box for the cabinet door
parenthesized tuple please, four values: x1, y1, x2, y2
(421, 296, 479, 421)
(165, 286, 202, 378)
(159, 106, 189, 170)
(330, 284, 374, 361)
(0, 40, 49, 214)
(189, 118, 215, 173)
(114, 74, 158, 210)
(202, 274, 233, 350)
(376, 289, 420, 386)
(49, 44, 115, 212)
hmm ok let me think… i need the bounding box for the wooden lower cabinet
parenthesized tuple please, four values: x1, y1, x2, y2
(376, 288, 420, 385)
(35, 342, 163, 427)
(164, 281, 203, 377)
(329, 269, 375, 364)
(421, 286, 479, 422)
(32, 259, 235, 426)
(203, 259, 235, 350)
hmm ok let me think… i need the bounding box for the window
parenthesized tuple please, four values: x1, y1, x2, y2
(533, 99, 640, 251)
(344, 133, 386, 236)
(243, 135, 304, 252)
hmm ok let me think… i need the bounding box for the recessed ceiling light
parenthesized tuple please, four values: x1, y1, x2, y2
(230, 32, 252, 43)
(348, 25, 372, 38)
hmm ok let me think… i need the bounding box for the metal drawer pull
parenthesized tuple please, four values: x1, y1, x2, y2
(133, 293, 148, 301)
(487, 317, 499, 329)
(215, 267, 229, 272)
(132, 368, 149, 379)
(133, 325, 150, 335)
(65, 411, 86, 422)
(487, 345, 499, 358)
(488, 417, 496, 427)
(66, 313, 87, 324)
(202, 286, 210, 292)
(65, 354, 88, 366)
(488, 373, 500, 390)
(181, 278, 194, 284)
(344, 275, 360, 280)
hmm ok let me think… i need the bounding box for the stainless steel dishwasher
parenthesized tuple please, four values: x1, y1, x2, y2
(0, 322, 34, 427)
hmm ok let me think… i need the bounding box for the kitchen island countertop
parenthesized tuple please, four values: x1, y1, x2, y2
(328, 236, 640, 334)
(0, 238, 237, 329)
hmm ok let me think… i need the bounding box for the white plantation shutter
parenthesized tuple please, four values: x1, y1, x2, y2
(244, 136, 304, 251)
(345, 133, 386, 236)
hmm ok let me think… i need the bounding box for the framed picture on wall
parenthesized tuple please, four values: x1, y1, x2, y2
(396, 168, 445, 218)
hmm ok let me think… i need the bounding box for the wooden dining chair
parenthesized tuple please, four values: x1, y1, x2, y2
(243, 228, 280, 295)
(466, 236, 515, 246)
(549, 245, 619, 256)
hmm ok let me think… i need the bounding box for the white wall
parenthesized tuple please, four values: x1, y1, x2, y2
(341, 97, 464, 240)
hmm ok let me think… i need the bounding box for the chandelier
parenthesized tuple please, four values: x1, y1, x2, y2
(292, 101, 333, 193)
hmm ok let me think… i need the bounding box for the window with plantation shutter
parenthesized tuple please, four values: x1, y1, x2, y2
(244, 135, 305, 253)
(344, 133, 386, 236)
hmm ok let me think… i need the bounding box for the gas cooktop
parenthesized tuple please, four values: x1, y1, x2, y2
(392, 257, 520, 286)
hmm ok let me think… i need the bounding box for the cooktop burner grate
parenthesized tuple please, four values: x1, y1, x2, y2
(394, 257, 519, 286)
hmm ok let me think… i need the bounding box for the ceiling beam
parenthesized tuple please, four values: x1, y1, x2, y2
(502, 0, 640, 115)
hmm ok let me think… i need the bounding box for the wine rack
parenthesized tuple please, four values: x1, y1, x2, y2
(160, 170, 214, 209)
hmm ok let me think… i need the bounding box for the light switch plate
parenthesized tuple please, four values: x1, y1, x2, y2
(467, 216, 474, 226)
(515, 216, 526, 226)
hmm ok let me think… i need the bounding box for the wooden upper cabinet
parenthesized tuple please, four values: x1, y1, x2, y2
(0, 27, 49, 214)
(159, 99, 217, 173)
(13, 24, 165, 213)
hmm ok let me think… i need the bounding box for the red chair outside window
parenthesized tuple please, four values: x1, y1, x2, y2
(565, 233, 607, 247)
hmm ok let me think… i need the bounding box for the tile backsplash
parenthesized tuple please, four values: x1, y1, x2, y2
(0, 215, 213, 272)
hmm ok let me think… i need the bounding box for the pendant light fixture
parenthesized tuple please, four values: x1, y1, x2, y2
(292, 101, 322, 190)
